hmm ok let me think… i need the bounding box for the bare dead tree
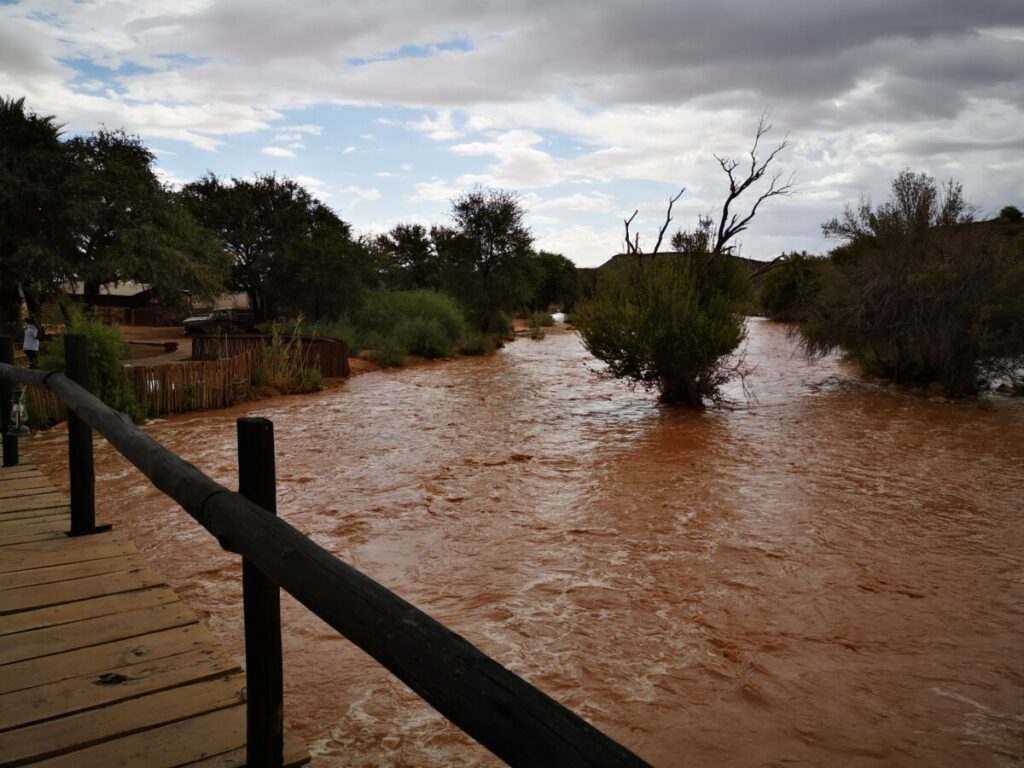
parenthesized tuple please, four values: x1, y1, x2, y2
(623, 188, 685, 257)
(709, 113, 794, 260)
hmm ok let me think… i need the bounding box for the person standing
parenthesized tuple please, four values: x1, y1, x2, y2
(22, 319, 40, 368)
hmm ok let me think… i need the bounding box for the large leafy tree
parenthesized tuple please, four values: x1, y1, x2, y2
(525, 250, 581, 312)
(372, 223, 440, 291)
(0, 97, 76, 316)
(575, 117, 791, 406)
(66, 128, 229, 306)
(180, 174, 362, 319)
(435, 187, 534, 334)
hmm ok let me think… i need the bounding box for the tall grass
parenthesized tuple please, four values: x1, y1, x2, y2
(253, 323, 323, 393)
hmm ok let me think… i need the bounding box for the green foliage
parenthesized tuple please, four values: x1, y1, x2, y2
(321, 289, 472, 365)
(801, 170, 1024, 396)
(253, 326, 323, 393)
(180, 173, 363, 320)
(999, 205, 1022, 223)
(435, 187, 535, 334)
(575, 253, 749, 406)
(0, 97, 77, 315)
(529, 311, 555, 327)
(457, 332, 497, 356)
(372, 223, 440, 291)
(524, 251, 582, 312)
(759, 251, 822, 321)
(38, 314, 146, 423)
(67, 129, 228, 307)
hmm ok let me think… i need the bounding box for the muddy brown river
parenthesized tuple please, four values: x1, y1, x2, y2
(28, 319, 1024, 766)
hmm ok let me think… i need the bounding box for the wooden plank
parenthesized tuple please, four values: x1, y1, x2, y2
(25, 703, 248, 768)
(0, 645, 240, 732)
(0, 492, 68, 513)
(0, 530, 134, 574)
(0, 479, 56, 499)
(184, 731, 310, 768)
(0, 561, 167, 615)
(0, 599, 198, 665)
(0, 552, 147, 592)
(0, 507, 67, 525)
(0, 586, 179, 636)
(0, 526, 65, 546)
(0, 623, 229, 695)
(0, 674, 246, 765)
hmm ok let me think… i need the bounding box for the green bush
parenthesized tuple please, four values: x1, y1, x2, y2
(38, 313, 146, 423)
(321, 289, 474, 365)
(575, 254, 749, 406)
(457, 332, 496, 356)
(529, 311, 555, 327)
(802, 171, 1024, 396)
(760, 252, 822, 321)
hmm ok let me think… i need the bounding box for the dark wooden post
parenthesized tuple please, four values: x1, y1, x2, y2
(238, 417, 284, 767)
(65, 334, 97, 535)
(1, 336, 17, 467)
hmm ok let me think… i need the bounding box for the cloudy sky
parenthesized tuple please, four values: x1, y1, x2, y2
(2, 0, 1022, 266)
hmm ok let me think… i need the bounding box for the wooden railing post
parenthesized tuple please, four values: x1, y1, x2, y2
(1, 335, 17, 467)
(238, 417, 284, 767)
(65, 334, 97, 535)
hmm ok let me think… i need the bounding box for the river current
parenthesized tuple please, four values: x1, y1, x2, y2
(29, 319, 1024, 766)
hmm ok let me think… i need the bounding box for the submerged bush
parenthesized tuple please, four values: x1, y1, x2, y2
(801, 171, 1024, 396)
(575, 252, 750, 406)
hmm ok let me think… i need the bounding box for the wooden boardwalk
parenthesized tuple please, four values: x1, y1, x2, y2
(0, 462, 309, 767)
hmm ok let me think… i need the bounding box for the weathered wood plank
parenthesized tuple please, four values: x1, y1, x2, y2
(0, 479, 56, 499)
(0, 623, 222, 695)
(0, 492, 68, 514)
(0, 561, 166, 614)
(0, 531, 134, 574)
(184, 731, 310, 768)
(25, 704, 249, 768)
(0, 552, 146, 592)
(0, 526, 65, 546)
(0, 645, 240, 732)
(0, 673, 245, 765)
(0, 507, 67, 525)
(0, 599, 198, 665)
(0, 586, 179, 636)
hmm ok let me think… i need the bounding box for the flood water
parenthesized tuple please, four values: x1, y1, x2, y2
(28, 319, 1024, 766)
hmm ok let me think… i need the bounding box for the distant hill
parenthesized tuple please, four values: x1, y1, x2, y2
(578, 251, 776, 298)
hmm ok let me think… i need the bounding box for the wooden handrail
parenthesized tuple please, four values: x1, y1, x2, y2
(0, 360, 650, 768)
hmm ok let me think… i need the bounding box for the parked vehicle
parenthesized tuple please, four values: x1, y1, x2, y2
(182, 309, 257, 335)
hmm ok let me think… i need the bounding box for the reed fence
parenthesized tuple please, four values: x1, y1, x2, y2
(26, 351, 256, 423)
(192, 334, 350, 378)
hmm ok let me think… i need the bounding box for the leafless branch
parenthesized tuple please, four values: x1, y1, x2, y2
(701, 113, 793, 275)
(651, 188, 685, 255)
(623, 209, 640, 255)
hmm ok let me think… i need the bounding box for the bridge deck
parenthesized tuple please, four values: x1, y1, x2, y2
(0, 462, 308, 767)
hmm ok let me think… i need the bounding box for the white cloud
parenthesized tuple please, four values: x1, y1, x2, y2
(279, 124, 323, 135)
(529, 191, 617, 214)
(343, 145, 356, 154)
(342, 185, 381, 202)
(408, 178, 460, 203)
(408, 109, 462, 141)
(261, 146, 295, 158)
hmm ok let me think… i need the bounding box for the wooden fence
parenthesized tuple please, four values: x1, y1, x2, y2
(27, 351, 256, 423)
(192, 334, 350, 378)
